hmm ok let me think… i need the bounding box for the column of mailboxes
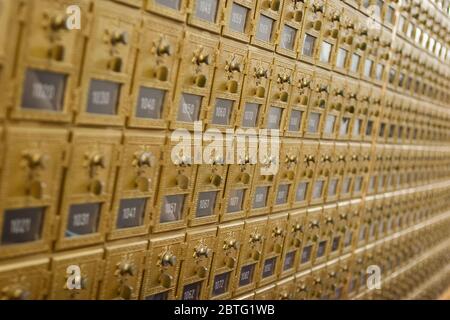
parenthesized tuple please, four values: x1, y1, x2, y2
(0, 0, 450, 300)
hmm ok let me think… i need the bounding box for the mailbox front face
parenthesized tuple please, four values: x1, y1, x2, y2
(49, 249, 103, 300)
(99, 241, 147, 300)
(0, 127, 68, 259)
(109, 131, 165, 240)
(142, 234, 185, 300)
(11, 0, 88, 123)
(56, 129, 121, 251)
(146, 0, 188, 22)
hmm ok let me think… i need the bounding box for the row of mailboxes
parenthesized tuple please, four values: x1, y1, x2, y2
(0, 0, 448, 134)
(237, 213, 450, 300)
(0, 187, 449, 300)
(1, 124, 450, 258)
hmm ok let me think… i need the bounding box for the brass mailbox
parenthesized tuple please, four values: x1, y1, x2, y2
(292, 140, 320, 209)
(311, 141, 334, 205)
(305, 70, 330, 139)
(233, 217, 267, 296)
(49, 248, 104, 300)
(237, 48, 273, 129)
(177, 227, 216, 300)
(99, 241, 147, 300)
(280, 209, 306, 277)
(324, 75, 346, 140)
(315, 204, 335, 264)
(257, 213, 288, 286)
(220, 138, 257, 222)
(299, 0, 325, 64)
(299, 207, 321, 270)
(145, 0, 188, 22)
(277, 0, 307, 58)
(334, 9, 355, 74)
(141, 233, 185, 300)
(56, 129, 121, 251)
(108, 131, 165, 241)
(348, 12, 368, 78)
(0, 127, 68, 259)
(170, 30, 218, 131)
(76, 0, 139, 127)
(316, 1, 342, 69)
(222, 0, 256, 43)
(309, 265, 328, 299)
(207, 39, 247, 130)
(339, 78, 359, 142)
(294, 271, 314, 300)
(247, 139, 277, 218)
(189, 143, 227, 226)
(0, 258, 49, 300)
(10, 0, 87, 123)
(285, 63, 314, 138)
(208, 221, 244, 299)
(153, 140, 195, 233)
(262, 56, 294, 130)
(272, 138, 301, 213)
(129, 15, 182, 129)
(252, 0, 284, 51)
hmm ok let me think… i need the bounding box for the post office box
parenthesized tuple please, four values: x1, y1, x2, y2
(56, 129, 121, 251)
(294, 271, 314, 300)
(207, 39, 247, 130)
(335, 257, 352, 300)
(9, 0, 87, 123)
(145, 0, 188, 22)
(262, 56, 294, 131)
(314, 205, 335, 264)
(272, 138, 301, 213)
(141, 233, 184, 300)
(299, 0, 325, 64)
(324, 75, 346, 140)
(208, 221, 243, 299)
(254, 283, 276, 300)
(257, 213, 288, 286)
(237, 48, 273, 130)
(304, 70, 330, 139)
(309, 266, 328, 299)
(292, 140, 320, 209)
(362, 86, 379, 142)
(49, 248, 104, 300)
(348, 88, 365, 142)
(368, 196, 383, 243)
(284, 63, 314, 138)
(280, 209, 306, 277)
(321, 261, 343, 300)
(338, 78, 358, 142)
(177, 227, 216, 300)
(316, 1, 342, 70)
(276, 0, 307, 58)
(108, 131, 165, 241)
(187, 0, 225, 33)
(348, 13, 368, 78)
(247, 139, 277, 218)
(298, 207, 321, 270)
(0, 127, 68, 258)
(128, 16, 182, 130)
(76, 0, 139, 127)
(0, 0, 20, 119)
(374, 34, 391, 86)
(171, 31, 218, 131)
(0, 258, 49, 300)
(153, 140, 196, 233)
(311, 142, 334, 206)
(189, 145, 227, 227)
(275, 276, 296, 300)
(99, 241, 147, 300)
(251, 0, 284, 51)
(333, 10, 354, 75)
(222, 0, 256, 43)
(233, 217, 267, 296)
(332, 141, 348, 198)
